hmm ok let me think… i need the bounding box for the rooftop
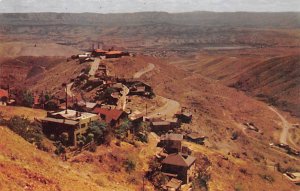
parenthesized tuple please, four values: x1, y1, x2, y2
(0, 89, 8, 98)
(161, 133, 183, 141)
(164, 178, 182, 190)
(105, 51, 123, 55)
(94, 49, 107, 53)
(51, 110, 98, 120)
(92, 107, 124, 123)
(162, 153, 196, 167)
(152, 121, 171, 126)
(42, 117, 79, 126)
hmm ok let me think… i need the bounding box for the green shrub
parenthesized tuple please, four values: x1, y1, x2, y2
(6, 115, 43, 144)
(87, 121, 107, 144)
(123, 158, 136, 174)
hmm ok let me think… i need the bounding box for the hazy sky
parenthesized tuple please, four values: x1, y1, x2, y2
(0, 0, 299, 13)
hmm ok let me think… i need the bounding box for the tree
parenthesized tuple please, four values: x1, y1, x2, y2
(116, 119, 132, 139)
(87, 121, 107, 144)
(22, 91, 34, 107)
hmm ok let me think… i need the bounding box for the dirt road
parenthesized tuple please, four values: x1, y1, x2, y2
(89, 58, 100, 76)
(147, 96, 180, 120)
(116, 85, 129, 111)
(133, 63, 155, 79)
(268, 106, 298, 149)
(66, 82, 75, 97)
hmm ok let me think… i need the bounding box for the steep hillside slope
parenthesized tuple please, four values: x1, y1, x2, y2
(0, 56, 66, 88)
(0, 126, 102, 191)
(169, 49, 300, 117)
(232, 55, 300, 117)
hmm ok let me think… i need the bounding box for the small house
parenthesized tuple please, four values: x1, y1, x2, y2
(186, 133, 206, 145)
(158, 133, 183, 154)
(92, 107, 127, 127)
(151, 121, 172, 133)
(42, 110, 99, 146)
(0, 89, 9, 105)
(162, 153, 196, 184)
(163, 178, 182, 191)
(176, 111, 192, 123)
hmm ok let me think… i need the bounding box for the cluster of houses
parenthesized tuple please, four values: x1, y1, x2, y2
(155, 132, 197, 190)
(74, 48, 130, 63)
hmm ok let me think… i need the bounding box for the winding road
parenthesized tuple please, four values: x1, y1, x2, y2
(89, 58, 100, 76)
(147, 96, 181, 120)
(268, 106, 298, 149)
(133, 63, 155, 79)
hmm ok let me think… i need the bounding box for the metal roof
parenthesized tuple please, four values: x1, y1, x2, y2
(42, 117, 79, 126)
(162, 153, 196, 167)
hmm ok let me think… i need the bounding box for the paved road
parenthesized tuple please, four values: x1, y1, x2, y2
(147, 96, 181, 120)
(89, 58, 100, 76)
(133, 63, 155, 79)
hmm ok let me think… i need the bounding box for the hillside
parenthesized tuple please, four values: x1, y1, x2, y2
(0, 56, 66, 88)
(0, 11, 299, 191)
(232, 55, 300, 117)
(0, 126, 102, 191)
(169, 48, 300, 117)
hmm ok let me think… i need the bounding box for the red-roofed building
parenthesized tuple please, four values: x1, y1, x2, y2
(105, 50, 129, 58)
(0, 89, 9, 103)
(92, 49, 108, 57)
(92, 107, 127, 127)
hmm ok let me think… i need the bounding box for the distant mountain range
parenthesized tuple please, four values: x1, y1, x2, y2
(0, 12, 300, 28)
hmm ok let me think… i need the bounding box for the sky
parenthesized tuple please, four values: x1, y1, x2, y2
(0, 0, 299, 13)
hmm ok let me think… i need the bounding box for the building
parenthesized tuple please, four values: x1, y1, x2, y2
(105, 50, 129, 58)
(283, 172, 300, 185)
(162, 153, 196, 184)
(127, 81, 153, 97)
(176, 111, 192, 123)
(163, 178, 182, 191)
(186, 133, 206, 145)
(0, 89, 9, 105)
(92, 107, 127, 127)
(42, 110, 99, 146)
(151, 121, 172, 133)
(158, 133, 183, 154)
(92, 49, 108, 57)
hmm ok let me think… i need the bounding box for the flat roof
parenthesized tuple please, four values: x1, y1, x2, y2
(152, 121, 171, 126)
(51, 110, 98, 120)
(161, 133, 183, 141)
(42, 117, 79, 126)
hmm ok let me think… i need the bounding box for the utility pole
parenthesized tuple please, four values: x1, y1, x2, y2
(146, 104, 148, 116)
(62, 83, 68, 114)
